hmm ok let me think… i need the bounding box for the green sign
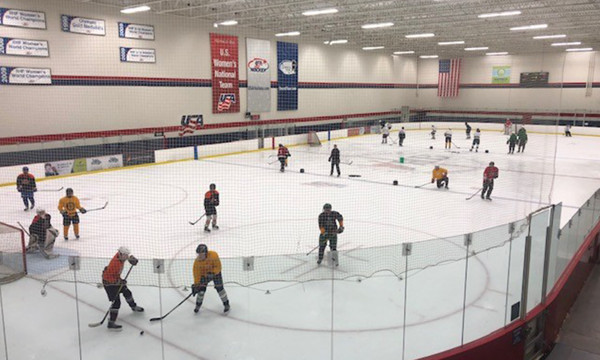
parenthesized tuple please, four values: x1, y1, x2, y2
(73, 158, 87, 173)
(492, 66, 511, 84)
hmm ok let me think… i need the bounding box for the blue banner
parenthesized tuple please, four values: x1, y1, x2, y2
(277, 42, 298, 111)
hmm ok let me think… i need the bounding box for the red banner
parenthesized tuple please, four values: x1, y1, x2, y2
(210, 33, 240, 114)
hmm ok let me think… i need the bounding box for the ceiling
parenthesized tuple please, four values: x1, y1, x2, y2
(81, 0, 600, 57)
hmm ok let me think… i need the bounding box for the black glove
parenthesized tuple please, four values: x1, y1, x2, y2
(128, 255, 138, 266)
(337, 226, 344, 234)
(33, 187, 38, 192)
(431, 179, 435, 183)
(191, 284, 201, 296)
(79, 208, 87, 214)
(119, 278, 127, 286)
(61, 211, 68, 217)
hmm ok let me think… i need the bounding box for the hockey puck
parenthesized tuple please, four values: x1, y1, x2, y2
(393, 180, 398, 185)
(140, 331, 144, 335)
(41, 289, 47, 297)
(300, 168, 304, 173)
(429, 146, 433, 150)
(485, 150, 489, 153)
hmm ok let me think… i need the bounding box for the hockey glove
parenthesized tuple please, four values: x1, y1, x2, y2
(119, 279, 127, 286)
(79, 208, 87, 214)
(337, 226, 344, 234)
(33, 187, 38, 192)
(128, 255, 139, 266)
(191, 284, 201, 296)
(431, 179, 435, 183)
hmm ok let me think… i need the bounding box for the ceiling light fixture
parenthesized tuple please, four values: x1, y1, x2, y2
(216, 20, 238, 26)
(326, 39, 348, 45)
(510, 24, 547, 31)
(275, 31, 301, 37)
(486, 52, 508, 56)
(393, 51, 415, 54)
(120, 5, 151, 14)
(361, 22, 394, 29)
(464, 47, 489, 51)
(419, 55, 438, 59)
(533, 34, 566, 39)
(478, 10, 521, 18)
(362, 46, 385, 50)
(405, 33, 435, 38)
(438, 41, 465, 45)
(566, 48, 593, 52)
(551, 42, 581, 46)
(303, 8, 338, 16)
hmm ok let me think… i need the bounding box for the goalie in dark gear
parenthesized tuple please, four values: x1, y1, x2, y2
(317, 203, 344, 266)
(27, 208, 59, 259)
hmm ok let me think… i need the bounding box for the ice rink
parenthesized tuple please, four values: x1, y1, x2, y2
(0, 127, 599, 360)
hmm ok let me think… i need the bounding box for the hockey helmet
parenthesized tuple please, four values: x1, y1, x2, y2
(209, 183, 216, 190)
(66, 188, 74, 195)
(323, 203, 332, 211)
(36, 208, 46, 215)
(489, 161, 495, 166)
(22, 166, 29, 172)
(118, 246, 131, 256)
(196, 244, 208, 254)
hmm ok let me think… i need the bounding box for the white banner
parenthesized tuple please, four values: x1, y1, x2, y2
(61, 15, 105, 36)
(246, 38, 271, 113)
(0, 8, 46, 29)
(44, 160, 74, 177)
(86, 155, 123, 171)
(120, 47, 156, 63)
(0, 67, 51, 84)
(118, 22, 155, 40)
(0, 38, 49, 57)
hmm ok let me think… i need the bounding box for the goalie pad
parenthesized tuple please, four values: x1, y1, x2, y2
(27, 234, 40, 253)
(43, 227, 58, 252)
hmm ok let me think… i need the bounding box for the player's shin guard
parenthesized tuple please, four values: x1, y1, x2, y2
(63, 225, 70, 238)
(216, 287, 229, 306)
(73, 224, 79, 236)
(194, 291, 205, 313)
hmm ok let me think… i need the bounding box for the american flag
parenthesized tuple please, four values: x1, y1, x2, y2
(217, 94, 235, 112)
(179, 115, 203, 136)
(438, 59, 462, 97)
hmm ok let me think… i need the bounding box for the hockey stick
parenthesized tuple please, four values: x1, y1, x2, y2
(306, 245, 319, 256)
(414, 182, 431, 188)
(84, 202, 108, 213)
(88, 266, 134, 328)
(189, 213, 206, 226)
(465, 188, 483, 200)
(38, 187, 64, 192)
(268, 159, 279, 165)
(340, 160, 353, 165)
(150, 292, 194, 322)
(17, 221, 30, 236)
(451, 141, 461, 149)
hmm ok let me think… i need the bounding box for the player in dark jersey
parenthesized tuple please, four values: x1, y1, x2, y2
(328, 144, 341, 177)
(204, 184, 220, 232)
(277, 144, 290, 172)
(16, 167, 37, 211)
(317, 203, 344, 266)
(482, 162, 499, 200)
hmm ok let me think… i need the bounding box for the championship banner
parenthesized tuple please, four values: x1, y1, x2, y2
(0, 8, 46, 29)
(120, 47, 156, 63)
(246, 38, 271, 113)
(492, 66, 511, 84)
(277, 42, 298, 111)
(0, 66, 51, 85)
(0, 38, 49, 57)
(210, 33, 240, 113)
(118, 22, 155, 40)
(61, 15, 105, 36)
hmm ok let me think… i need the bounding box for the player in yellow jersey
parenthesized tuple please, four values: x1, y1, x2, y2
(191, 244, 230, 314)
(57, 188, 86, 240)
(431, 165, 449, 189)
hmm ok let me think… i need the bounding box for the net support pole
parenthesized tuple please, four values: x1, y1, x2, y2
(194, 145, 198, 160)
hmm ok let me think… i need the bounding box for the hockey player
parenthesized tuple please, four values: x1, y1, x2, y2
(507, 132, 517, 154)
(431, 165, 449, 189)
(317, 203, 344, 266)
(381, 123, 390, 144)
(16, 167, 37, 211)
(27, 208, 59, 259)
(444, 129, 452, 149)
(430, 125, 437, 140)
(482, 161, 499, 200)
(465, 122, 472, 139)
(102, 247, 143, 331)
(203, 183, 219, 232)
(329, 144, 341, 177)
(277, 144, 290, 172)
(517, 127, 528, 153)
(57, 188, 86, 240)
(192, 244, 230, 314)
(398, 127, 406, 146)
(565, 124, 572, 137)
(470, 129, 481, 152)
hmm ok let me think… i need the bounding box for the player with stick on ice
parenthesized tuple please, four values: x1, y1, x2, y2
(16, 167, 37, 211)
(27, 208, 59, 259)
(431, 165, 449, 189)
(57, 188, 86, 240)
(317, 203, 344, 266)
(192, 244, 230, 314)
(277, 144, 291, 172)
(470, 129, 481, 152)
(204, 184, 219, 232)
(482, 162, 499, 201)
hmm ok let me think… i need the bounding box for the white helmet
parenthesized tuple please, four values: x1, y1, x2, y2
(35, 208, 46, 215)
(118, 246, 131, 256)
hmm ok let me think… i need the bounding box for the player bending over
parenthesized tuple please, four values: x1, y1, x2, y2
(27, 208, 59, 259)
(58, 188, 86, 240)
(432, 165, 449, 189)
(16, 167, 37, 211)
(317, 203, 344, 266)
(277, 144, 291, 172)
(470, 129, 481, 152)
(192, 244, 230, 314)
(482, 162, 499, 201)
(204, 183, 220, 232)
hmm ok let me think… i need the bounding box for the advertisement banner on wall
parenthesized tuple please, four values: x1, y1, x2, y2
(86, 155, 123, 171)
(210, 33, 240, 114)
(0, 8, 46, 29)
(0, 37, 49, 57)
(119, 47, 156, 63)
(0, 66, 51, 84)
(277, 42, 298, 111)
(118, 22, 155, 40)
(492, 66, 511, 84)
(43, 159, 87, 177)
(61, 15, 105, 36)
(246, 38, 271, 113)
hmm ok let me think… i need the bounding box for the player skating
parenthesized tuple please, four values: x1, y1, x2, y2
(465, 122, 472, 139)
(204, 183, 219, 232)
(398, 127, 406, 146)
(431, 165, 449, 189)
(381, 123, 390, 144)
(444, 129, 452, 149)
(277, 144, 291, 172)
(57, 188, 86, 240)
(16, 167, 37, 211)
(102, 247, 143, 331)
(507, 132, 517, 154)
(565, 124, 572, 137)
(430, 125, 437, 139)
(317, 203, 344, 266)
(329, 144, 341, 177)
(27, 208, 59, 259)
(482, 161, 499, 201)
(470, 128, 481, 152)
(192, 244, 230, 314)
(517, 127, 528, 153)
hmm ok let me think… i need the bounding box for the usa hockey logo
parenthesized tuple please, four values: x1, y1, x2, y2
(217, 94, 236, 111)
(247, 57, 269, 72)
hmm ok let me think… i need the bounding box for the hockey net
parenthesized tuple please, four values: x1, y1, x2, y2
(0, 222, 27, 284)
(307, 131, 322, 147)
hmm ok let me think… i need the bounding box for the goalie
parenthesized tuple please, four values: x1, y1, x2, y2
(317, 203, 344, 266)
(27, 208, 59, 259)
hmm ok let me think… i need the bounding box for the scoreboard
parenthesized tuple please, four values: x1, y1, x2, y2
(519, 72, 549, 87)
